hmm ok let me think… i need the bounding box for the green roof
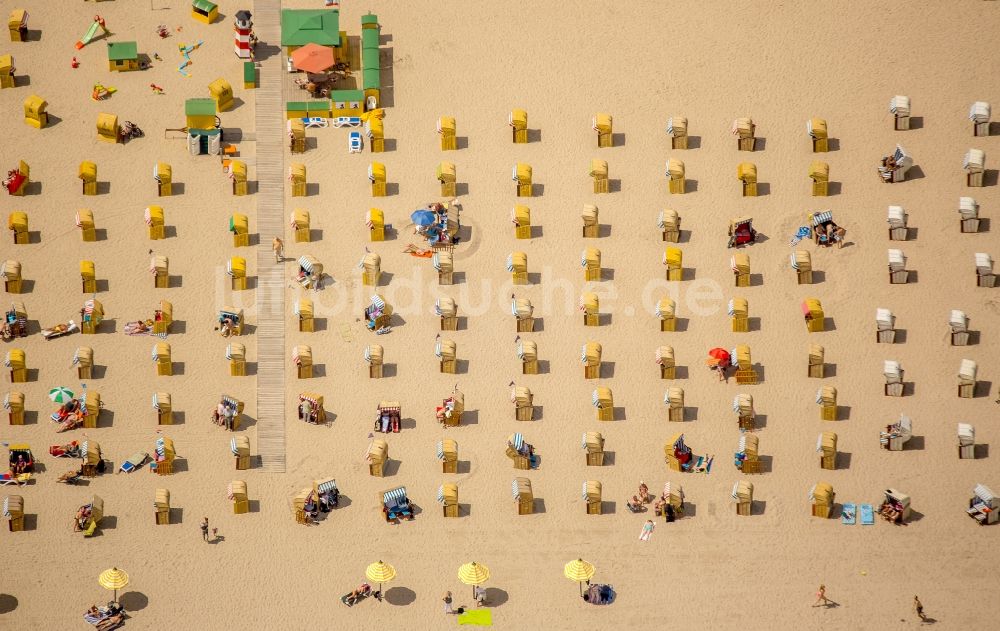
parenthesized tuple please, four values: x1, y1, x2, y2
(192, 0, 217, 12)
(362, 29, 379, 49)
(243, 62, 255, 82)
(363, 53, 379, 71)
(107, 41, 138, 61)
(363, 68, 381, 90)
(185, 98, 216, 116)
(361, 13, 379, 26)
(281, 9, 341, 47)
(330, 89, 364, 101)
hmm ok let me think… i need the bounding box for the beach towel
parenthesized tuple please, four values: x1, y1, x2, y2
(860, 503, 875, 525)
(841, 502, 856, 525)
(789, 226, 810, 247)
(457, 609, 493, 626)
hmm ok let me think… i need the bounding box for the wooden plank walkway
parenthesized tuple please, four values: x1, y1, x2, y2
(253, 0, 286, 472)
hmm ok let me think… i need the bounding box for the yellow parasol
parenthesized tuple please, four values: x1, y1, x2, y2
(563, 558, 596, 597)
(98, 567, 129, 603)
(457, 561, 490, 599)
(365, 560, 396, 602)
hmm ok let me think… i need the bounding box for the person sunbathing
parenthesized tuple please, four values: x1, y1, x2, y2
(626, 496, 644, 513)
(345, 583, 371, 605)
(124, 320, 150, 335)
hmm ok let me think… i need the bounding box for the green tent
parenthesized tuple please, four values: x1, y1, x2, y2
(281, 9, 341, 47)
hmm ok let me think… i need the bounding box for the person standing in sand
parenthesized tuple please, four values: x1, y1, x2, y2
(442, 591, 454, 614)
(201, 517, 210, 542)
(913, 596, 926, 621)
(272, 237, 284, 263)
(813, 584, 831, 607)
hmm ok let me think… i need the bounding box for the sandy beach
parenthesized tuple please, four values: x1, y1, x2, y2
(3, 1, 1000, 628)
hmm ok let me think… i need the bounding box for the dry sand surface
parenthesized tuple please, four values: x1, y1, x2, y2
(2, 0, 1000, 628)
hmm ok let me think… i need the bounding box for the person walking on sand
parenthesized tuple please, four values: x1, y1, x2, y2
(272, 237, 284, 263)
(813, 584, 831, 607)
(639, 519, 655, 541)
(201, 517, 209, 542)
(442, 591, 454, 614)
(914, 596, 926, 621)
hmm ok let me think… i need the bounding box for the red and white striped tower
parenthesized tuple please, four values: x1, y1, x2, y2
(234, 10, 253, 59)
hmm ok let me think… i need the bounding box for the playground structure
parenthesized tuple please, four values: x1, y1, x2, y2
(76, 15, 108, 50)
(107, 41, 139, 72)
(234, 10, 256, 60)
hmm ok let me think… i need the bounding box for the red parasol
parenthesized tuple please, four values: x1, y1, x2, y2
(706, 347, 731, 367)
(291, 43, 336, 74)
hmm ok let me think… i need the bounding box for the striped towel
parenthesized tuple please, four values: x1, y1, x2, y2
(789, 226, 810, 246)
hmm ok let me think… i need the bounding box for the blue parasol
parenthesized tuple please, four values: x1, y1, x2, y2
(411, 210, 436, 226)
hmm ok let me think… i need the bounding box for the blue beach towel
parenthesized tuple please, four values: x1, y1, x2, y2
(841, 502, 856, 525)
(860, 503, 875, 525)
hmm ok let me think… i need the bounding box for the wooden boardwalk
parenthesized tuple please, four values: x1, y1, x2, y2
(253, 0, 286, 472)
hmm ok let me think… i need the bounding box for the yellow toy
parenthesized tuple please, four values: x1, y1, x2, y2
(107, 42, 139, 72)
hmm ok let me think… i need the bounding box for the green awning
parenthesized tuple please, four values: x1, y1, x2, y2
(361, 13, 379, 26)
(107, 41, 138, 61)
(189, 128, 220, 137)
(286, 101, 310, 111)
(185, 98, 216, 116)
(192, 0, 217, 12)
(330, 89, 364, 101)
(281, 9, 341, 47)
(363, 68, 381, 90)
(243, 62, 255, 82)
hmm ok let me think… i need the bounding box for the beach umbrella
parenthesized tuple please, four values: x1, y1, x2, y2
(457, 561, 490, 599)
(563, 558, 596, 597)
(290, 43, 335, 74)
(365, 560, 396, 602)
(98, 567, 129, 604)
(706, 347, 731, 367)
(410, 210, 436, 227)
(48, 387, 75, 403)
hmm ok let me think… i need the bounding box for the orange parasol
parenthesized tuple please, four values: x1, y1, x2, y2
(291, 43, 335, 74)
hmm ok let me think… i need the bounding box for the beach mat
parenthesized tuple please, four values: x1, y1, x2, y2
(841, 502, 856, 525)
(860, 503, 875, 525)
(458, 609, 492, 626)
